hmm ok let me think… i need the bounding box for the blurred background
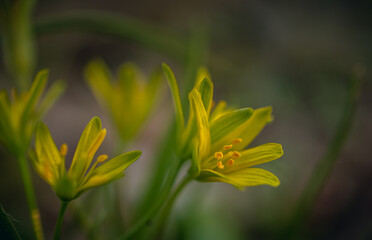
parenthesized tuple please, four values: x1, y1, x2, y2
(0, 0, 371, 239)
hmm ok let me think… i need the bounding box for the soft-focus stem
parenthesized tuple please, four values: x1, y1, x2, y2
(285, 68, 362, 237)
(0, 0, 37, 90)
(117, 157, 181, 240)
(53, 201, 69, 240)
(34, 11, 186, 61)
(157, 175, 192, 233)
(17, 154, 44, 240)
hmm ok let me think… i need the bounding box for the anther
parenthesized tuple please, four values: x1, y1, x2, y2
(223, 145, 233, 150)
(97, 154, 108, 163)
(231, 151, 241, 159)
(214, 152, 223, 160)
(232, 138, 243, 144)
(227, 159, 235, 167)
(217, 161, 224, 169)
(60, 144, 68, 157)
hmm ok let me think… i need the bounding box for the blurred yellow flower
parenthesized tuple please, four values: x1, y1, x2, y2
(0, 69, 65, 156)
(84, 60, 163, 143)
(30, 117, 141, 201)
(163, 63, 283, 189)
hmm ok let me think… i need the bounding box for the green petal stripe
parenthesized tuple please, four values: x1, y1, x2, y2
(68, 117, 103, 181)
(223, 143, 283, 173)
(189, 88, 211, 160)
(198, 168, 280, 189)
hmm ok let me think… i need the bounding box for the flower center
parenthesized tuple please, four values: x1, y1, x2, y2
(213, 138, 242, 169)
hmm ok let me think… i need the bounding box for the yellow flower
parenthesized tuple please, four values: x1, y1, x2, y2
(163, 63, 283, 189)
(0, 69, 65, 156)
(30, 117, 141, 201)
(84, 59, 163, 142)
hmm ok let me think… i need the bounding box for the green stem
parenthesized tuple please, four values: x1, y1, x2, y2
(116, 158, 182, 240)
(34, 11, 186, 61)
(0, 0, 37, 90)
(284, 68, 362, 238)
(53, 201, 69, 240)
(157, 176, 192, 232)
(17, 154, 44, 240)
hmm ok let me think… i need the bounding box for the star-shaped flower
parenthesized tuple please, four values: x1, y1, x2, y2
(30, 117, 141, 201)
(84, 60, 162, 143)
(163, 63, 283, 189)
(0, 69, 65, 156)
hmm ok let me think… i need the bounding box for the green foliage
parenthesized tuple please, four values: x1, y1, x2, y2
(0, 205, 21, 240)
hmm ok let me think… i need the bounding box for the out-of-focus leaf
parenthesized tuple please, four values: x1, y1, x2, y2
(0, 205, 21, 240)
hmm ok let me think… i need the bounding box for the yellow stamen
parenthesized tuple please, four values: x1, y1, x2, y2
(231, 151, 241, 159)
(232, 138, 243, 144)
(223, 144, 233, 150)
(97, 154, 108, 163)
(217, 161, 224, 169)
(60, 143, 68, 157)
(227, 159, 235, 167)
(214, 152, 223, 160)
(87, 129, 107, 158)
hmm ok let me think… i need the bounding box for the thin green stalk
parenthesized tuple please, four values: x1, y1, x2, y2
(135, 123, 178, 218)
(53, 201, 69, 240)
(116, 157, 182, 240)
(156, 175, 192, 234)
(283, 68, 362, 238)
(16, 154, 44, 240)
(0, 0, 37, 90)
(34, 11, 186, 61)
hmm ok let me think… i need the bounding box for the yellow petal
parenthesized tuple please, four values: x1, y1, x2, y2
(209, 107, 253, 154)
(194, 66, 211, 88)
(198, 168, 280, 189)
(209, 100, 227, 121)
(223, 143, 283, 173)
(37, 80, 66, 119)
(20, 70, 48, 135)
(80, 150, 141, 191)
(84, 59, 113, 106)
(117, 62, 141, 103)
(196, 77, 213, 115)
(189, 88, 211, 160)
(68, 117, 104, 181)
(34, 121, 63, 180)
(234, 107, 273, 150)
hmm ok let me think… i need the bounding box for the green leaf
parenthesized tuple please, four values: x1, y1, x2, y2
(68, 117, 103, 181)
(0, 205, 21, 240)
(0, 91, 14, 149)
(162, 63, 185, 138)
(189, 88, 211, 160)
(198, 168, 280, 190)
(209, 108, 253, 153)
